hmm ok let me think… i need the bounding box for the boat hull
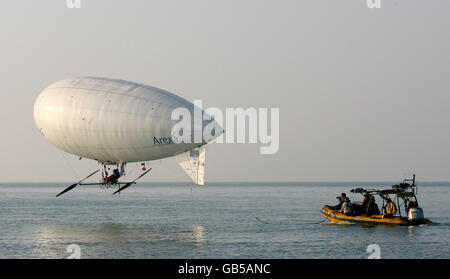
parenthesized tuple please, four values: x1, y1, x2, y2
(320, 206, 431, 226)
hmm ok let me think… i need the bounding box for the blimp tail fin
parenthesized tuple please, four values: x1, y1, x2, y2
(177, 146, 205, 185)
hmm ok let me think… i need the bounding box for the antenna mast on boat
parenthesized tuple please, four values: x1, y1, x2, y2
(404, 174, 416, 186)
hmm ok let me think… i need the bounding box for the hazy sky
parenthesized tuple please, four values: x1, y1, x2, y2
(1, 0, 450, 182)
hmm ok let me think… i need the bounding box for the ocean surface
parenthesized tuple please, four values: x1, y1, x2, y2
(0, 182, 448, 259)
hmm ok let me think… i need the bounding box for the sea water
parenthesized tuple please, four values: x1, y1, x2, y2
(0, 182, 448, 259)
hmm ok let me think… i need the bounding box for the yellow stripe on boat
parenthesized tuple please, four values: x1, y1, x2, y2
(320, 205, 408, 225)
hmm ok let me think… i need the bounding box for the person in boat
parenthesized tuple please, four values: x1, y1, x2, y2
(383, 198, 397, 218)
(366, 196, 380, 216)
(361, 194, 371, 211)
(407, 201, 417, 212)
(340, 197, 353, 215)
(333, 193, 347, 210)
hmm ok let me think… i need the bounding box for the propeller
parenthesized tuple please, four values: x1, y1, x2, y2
(113, 168, 152, 195)
(56, 169, 100, 197)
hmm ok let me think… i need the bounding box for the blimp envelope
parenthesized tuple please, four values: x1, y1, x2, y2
(34, 77, 223, 184)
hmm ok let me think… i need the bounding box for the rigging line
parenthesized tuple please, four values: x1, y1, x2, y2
(159, 159, 194, 193)
(159, 159, 178, 174)
(254, 217, 272, 224)
(160, 158, 187, 179)
(306, 218, 327, 224)
(253, 216, 327, 226)
(58, 150, 79, 180)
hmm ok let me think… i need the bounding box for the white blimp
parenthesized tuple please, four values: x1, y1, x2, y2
(34, 77, 223, 196)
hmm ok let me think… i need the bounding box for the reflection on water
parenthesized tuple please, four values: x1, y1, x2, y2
(32, 223, 207, 258)
(192, 225, 206, 243)
(408, 226, 415, 237)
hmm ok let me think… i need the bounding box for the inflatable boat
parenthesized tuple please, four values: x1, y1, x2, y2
(320, 175, 432, 226)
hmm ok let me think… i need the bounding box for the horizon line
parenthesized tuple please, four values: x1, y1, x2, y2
(2, 180, 450, 184)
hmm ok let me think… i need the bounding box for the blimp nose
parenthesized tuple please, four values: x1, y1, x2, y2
(201, 113, 224, 144)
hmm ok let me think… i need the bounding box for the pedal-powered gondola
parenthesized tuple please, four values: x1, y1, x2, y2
(56, 165, 152, 197)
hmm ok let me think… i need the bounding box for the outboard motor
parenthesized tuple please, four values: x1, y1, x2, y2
(408, 207, 424, 224)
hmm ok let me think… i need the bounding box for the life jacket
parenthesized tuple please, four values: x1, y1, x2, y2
(385, 202, 397, 215)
